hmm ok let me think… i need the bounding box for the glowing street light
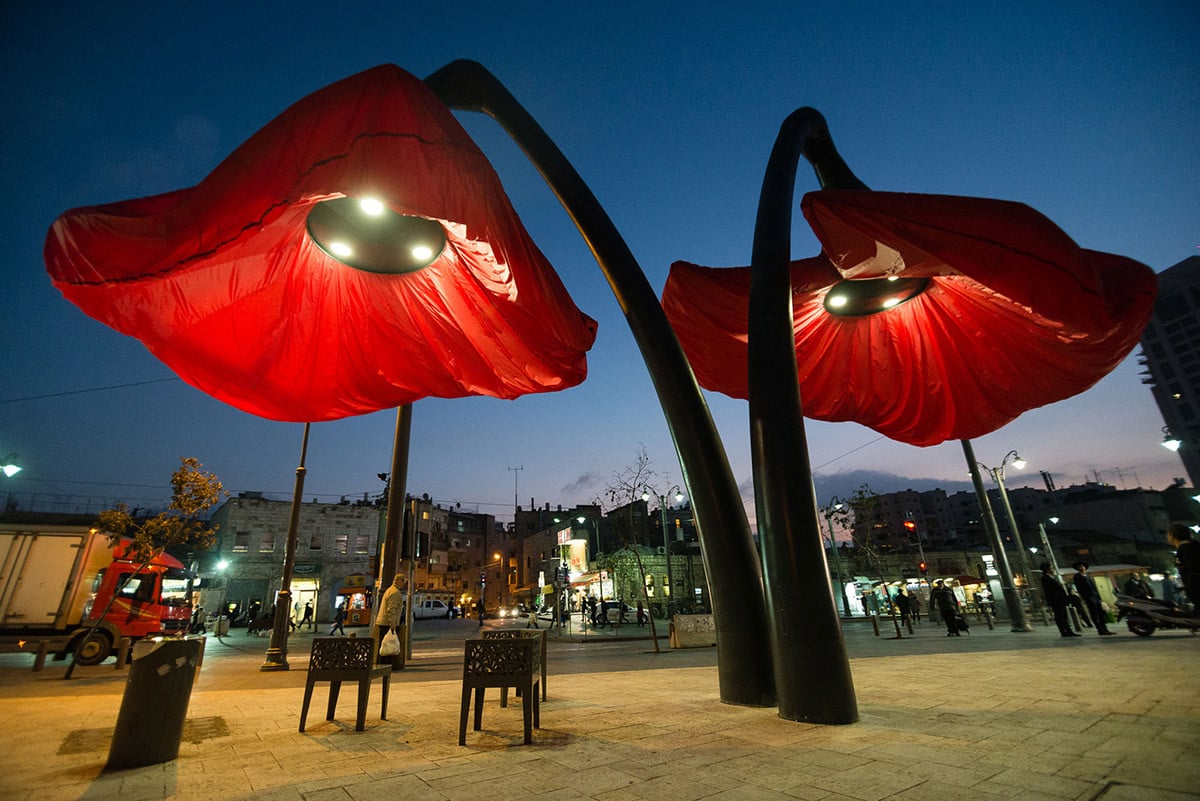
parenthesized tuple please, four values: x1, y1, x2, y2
(642, 485, 684, 616)
(1, 453, 21, 478)
(1162, 427, 1182, 452)
(971, 448, 1034, 632)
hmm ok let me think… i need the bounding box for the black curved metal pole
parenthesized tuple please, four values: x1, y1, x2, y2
(262, 422, 310, 671)
(749, 107, 860, 723)
(425, 60, 774, 706)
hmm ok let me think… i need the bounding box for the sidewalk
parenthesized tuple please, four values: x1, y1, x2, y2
(1, 625, 1197, 801)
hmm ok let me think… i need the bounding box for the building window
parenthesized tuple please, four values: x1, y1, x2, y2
(308, 530, 322, 551)
(259, 530, 275, 553)
(354, 533, 369, 554)
(335, 533, 348, 554)
(233, 531, 249, 553)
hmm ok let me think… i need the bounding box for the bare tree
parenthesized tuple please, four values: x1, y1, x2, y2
(598, 444, 664, 651)
(845, 483, 904, 638)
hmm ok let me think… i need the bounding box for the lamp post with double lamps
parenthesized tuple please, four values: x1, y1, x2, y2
(964, 442, 1032, 632)
(643, 486, 684, 616)
(821, 497, 852, 617)
(980, 451, 1043, 618)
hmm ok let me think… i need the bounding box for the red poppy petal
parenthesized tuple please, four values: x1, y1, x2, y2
(46, 65, 596, 422)
(664, 231, 1154, 446)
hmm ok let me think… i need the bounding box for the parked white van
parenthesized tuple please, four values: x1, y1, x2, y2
(412, 597, 453, 619)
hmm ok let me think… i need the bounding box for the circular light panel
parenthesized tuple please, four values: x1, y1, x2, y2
(307, 197, 446, 274)
(823, 276, 930, 317)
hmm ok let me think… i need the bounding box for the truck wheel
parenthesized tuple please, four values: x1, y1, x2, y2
(75, 631, 113, 665)
(1127, 621, 1155, 637)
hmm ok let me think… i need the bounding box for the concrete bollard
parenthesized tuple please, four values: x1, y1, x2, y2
(115, 638, 131, 670)
(983, 607, 995, 630)
(33, 641, 49, 672)
(870, 613, 880, 637)
(106, 638, 205, 770)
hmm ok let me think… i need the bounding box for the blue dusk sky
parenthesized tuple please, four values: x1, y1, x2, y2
(2, 2, 1197, 526)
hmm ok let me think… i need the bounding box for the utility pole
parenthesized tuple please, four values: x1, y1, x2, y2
(507, 465, 523, 520)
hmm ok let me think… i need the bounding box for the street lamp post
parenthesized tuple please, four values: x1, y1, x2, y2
(980, 450, 1044, 621)
(643, 486, 683, 616)
(821, 498, 852, 617)
(262, 423, 310, 671)
(962, 440, 1031, 632)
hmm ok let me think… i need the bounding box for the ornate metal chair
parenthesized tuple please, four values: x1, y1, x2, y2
(481, 628, 548, 701)
(300, 636, 391, 732)
(459, 637, 540, 745)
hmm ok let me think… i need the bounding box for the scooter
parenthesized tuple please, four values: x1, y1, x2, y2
(1114, 593, 1200, 637)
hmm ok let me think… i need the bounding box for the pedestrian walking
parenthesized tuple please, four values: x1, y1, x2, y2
(931, 581, 961, 636)
(1071, 563, 1114, 635)
(301, 601, 314, 630)
(909, 591, 922, 623)
(1041, 562, 1080, 637)
(329, 602, 347, 636)
(636, 601, 646, 626)
(894, 589, 912, 627)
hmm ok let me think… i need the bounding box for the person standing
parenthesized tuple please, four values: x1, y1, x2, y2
(1065, 586, 1092, 627)
(636, 601, 646, 626)
(1167, 522, 1200, 610)
(1071, 563, 1113, 635)
(375, 574, 405, 663)
(1041, 563, 1080, 638)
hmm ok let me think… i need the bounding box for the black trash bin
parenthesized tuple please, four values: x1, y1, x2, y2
(106, 637, 205, 770)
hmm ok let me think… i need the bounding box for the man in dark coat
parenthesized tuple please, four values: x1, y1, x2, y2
(931, 581, 961, 636)
(1122, 573, 1154, 600)
(1041, 563, 1080, 637)
(1071, 562, 1113, 635)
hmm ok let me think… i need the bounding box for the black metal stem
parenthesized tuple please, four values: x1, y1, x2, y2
(262, 422, 310, 671)
(749, 107, 859, 723)
(380, 405, 413, 589)
(425, 60, 774, 706)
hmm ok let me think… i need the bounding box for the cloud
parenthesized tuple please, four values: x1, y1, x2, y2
(813, 469, 975, 502)
(734, 468, 977, 534)
(561, 471, 603, 496)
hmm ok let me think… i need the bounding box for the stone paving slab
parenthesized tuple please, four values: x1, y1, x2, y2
(1, 632, 1198, 801)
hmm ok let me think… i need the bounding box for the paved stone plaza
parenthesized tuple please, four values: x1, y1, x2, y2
(0, 621, 1197, 801)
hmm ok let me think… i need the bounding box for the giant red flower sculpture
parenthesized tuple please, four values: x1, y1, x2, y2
(664, 189, 1156, 446)
(45, 65, 597, 422)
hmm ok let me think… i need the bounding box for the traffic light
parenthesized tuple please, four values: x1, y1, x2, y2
(903, 519, 917, 533)
(918, 560, 928, 574)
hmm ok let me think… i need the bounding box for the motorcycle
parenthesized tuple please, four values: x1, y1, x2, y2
(1114, 593, 1200, 637)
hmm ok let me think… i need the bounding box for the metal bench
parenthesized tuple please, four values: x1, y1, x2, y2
(300, 637, 391, 732)
(481, 628, 547, 701)
(459, 637, 540, 745)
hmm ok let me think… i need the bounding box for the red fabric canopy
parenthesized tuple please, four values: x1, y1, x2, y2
(45, 65, 596, 422)
(663, 189, 1155, 446)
